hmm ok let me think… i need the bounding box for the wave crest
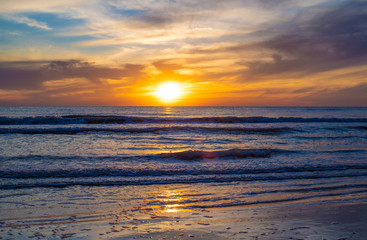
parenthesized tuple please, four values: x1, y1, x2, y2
(1, 115, 366, 125)
(0, 126, 295, 135)
(159, 148, 281, 160)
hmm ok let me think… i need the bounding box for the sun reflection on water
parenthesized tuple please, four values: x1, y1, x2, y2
(163, 106, 173, 115)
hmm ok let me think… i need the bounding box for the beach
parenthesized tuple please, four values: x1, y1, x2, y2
(1, 106, 367, 239)
(1, 0, 367, 238)
(1, 183, 367, 239)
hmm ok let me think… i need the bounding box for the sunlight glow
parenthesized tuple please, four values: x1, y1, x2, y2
(158, 190, 187, 213)
(154, 82, 183, 102)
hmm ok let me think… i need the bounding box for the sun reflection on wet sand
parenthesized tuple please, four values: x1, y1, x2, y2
(2, 184, 367, 239)
(165, 204, 181, 213)
(156, 190, 189, 214)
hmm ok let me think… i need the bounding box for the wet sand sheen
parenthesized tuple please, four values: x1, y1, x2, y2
(110, 202, 367, 240)
(1, 193, 367, 239)
(1, 182, 367, 239)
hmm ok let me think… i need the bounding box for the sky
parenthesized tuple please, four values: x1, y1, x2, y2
(0, 0, 366, 106)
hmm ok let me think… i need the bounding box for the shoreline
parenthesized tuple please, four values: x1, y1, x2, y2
(1, 196, 367, 239)
(111, 201, 367, 240)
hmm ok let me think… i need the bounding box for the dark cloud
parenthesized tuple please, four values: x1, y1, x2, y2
(257, 0, 292, 8)
(0, 63, 44, 90)
(300, 83, 367, 106)
(152, 60, 181, 74)
(0, 60, 145, 90)
(131, 11, 176, 28)
(242, 0, 367, 78)
(126, 0, 250, 29)
(292, 87, 316, 94)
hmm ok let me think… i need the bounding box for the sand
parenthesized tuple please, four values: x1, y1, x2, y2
(109, 202, 367, 240)
(1, 199, 367, 239)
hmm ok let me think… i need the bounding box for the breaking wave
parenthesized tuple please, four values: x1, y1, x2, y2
(0, 126, 296, 135)
(158, 148, 283, 160)
(1, 164, 367, 189)
(1, 115, 367, 125)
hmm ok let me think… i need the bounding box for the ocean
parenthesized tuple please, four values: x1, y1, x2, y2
(1, 106, 367, 238)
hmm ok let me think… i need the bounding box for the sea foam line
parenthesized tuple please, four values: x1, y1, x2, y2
(0, 126, 296, 135)
(1, 160, 367, 179)
(1, 115, 367, 125)
(1, 172, 367, 189)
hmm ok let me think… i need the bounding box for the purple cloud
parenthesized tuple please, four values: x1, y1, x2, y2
(243, 0, 367, 78)
(0, 60, 145, 90)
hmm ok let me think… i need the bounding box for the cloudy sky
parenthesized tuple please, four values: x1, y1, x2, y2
(0, 0, 366, 106)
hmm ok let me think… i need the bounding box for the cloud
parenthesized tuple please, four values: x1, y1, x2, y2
(241, 0, 367, 79)
(257, 0, 292, 8)
(0, 0, 85, 13)
(129, 10, 178, 28)
(153, 60, 182, 74)
(2, 14, 52, 30)
(300, 83, 367, 106)
(0, 60, 145, 90)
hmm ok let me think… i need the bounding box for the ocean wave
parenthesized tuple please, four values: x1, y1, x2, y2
(189, 189, 367, 209)
(1, 170, 367, 189)
(158, 148, 283, 160)
(0, 126, 296, 135)
(295, 135, 367, 140)
(145, 183, 367, 209)
(349, 126, 367, 130)
(1, 115, 367, 125)
(1, 162, 366, 179)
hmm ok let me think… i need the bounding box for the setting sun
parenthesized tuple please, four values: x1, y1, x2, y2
(154, 82, 183, 102)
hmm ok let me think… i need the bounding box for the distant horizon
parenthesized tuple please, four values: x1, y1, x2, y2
(1, 105, 367, 108)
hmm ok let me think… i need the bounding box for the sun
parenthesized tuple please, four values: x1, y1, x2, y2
(154, 82, 183, 102)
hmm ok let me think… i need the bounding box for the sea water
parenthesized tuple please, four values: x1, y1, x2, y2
(1, 106, 367, 213)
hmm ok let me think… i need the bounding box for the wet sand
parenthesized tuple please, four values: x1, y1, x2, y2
(110, 202, 367, 240)
(1, 199, 367, 239)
